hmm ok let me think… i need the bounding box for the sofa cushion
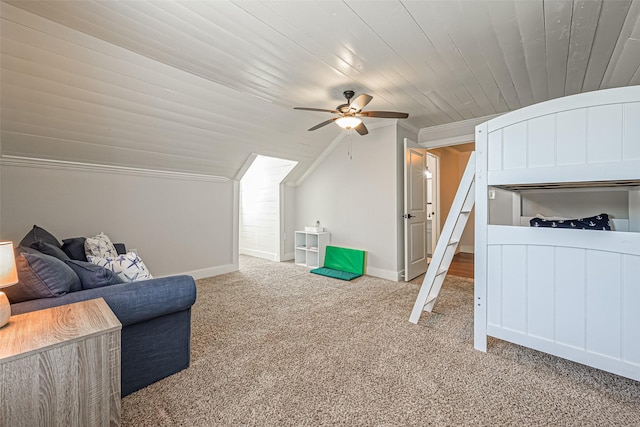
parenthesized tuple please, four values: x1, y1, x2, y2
(19, 225, 62, 249)
(4, 253, 80, 303)
(88, 252, 153, 283)
(64, 260, 124, 289)
(85, 232, 119, 258)
(62, 237, 88, 261)
(30, 240, 70, 261)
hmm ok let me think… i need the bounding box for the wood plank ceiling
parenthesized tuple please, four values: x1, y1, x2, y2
(1, 0, 639, 182)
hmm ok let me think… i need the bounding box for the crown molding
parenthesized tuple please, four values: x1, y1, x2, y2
(418, 113, 501, 148)
(397, 119, 420, 135)
(1, 155, 230, 183)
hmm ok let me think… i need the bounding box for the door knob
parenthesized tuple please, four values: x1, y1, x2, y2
(403, 214, 414, 219)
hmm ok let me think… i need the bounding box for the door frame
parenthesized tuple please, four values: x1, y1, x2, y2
(426, 152, 441, 257)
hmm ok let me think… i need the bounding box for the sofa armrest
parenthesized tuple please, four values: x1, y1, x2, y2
(10, 275, 197, 327)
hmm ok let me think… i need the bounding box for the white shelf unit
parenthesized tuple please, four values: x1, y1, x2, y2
(294, 231, 330, 268)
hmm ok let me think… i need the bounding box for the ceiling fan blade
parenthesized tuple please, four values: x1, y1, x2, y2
(357, 111, 409, 119)
(354, 122, 368, 136)
(308, 117, 338, 131)
(350, 94, 373, 111)
(294, 107, 340, 114)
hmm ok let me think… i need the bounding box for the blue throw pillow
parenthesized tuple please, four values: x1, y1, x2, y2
(4, 253, 80, 303)
(62, 237, 88, 261)
(530, 213, 611, 230)
(64, 260, 124, 289)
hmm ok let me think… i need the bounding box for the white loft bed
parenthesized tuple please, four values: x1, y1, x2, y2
(474, 86, 640, 381)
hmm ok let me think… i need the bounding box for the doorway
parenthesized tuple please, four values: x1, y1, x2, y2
(427, 142, 476, 255)
(239, 155, 297, 262)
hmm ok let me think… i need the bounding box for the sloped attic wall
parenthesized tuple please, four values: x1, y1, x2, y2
(0, 4, 238, 277)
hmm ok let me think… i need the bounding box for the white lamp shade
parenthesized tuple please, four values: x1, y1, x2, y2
(336, 116, 362, 129)
(0, 241, 18, 288)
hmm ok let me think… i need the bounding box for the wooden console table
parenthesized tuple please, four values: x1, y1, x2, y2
(0, 298, 122, 426)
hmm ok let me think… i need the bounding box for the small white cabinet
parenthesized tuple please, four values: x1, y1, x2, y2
(294, 231, 330, 268)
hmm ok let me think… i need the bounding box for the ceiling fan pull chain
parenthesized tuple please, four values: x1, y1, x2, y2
(348, 130, 353, 160)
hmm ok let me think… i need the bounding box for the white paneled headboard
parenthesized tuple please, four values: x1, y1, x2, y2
(485, 86, 640, 187)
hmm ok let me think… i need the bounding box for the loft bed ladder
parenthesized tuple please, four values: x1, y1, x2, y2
(409, 151, 476, 324)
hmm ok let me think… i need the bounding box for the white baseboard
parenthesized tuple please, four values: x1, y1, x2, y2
(366, 266, 402, 282)
(459, 245, 475, 254)
(282, 252, 295, 261)
(239, 248, 278, 261)
(180, 263, 238, 280)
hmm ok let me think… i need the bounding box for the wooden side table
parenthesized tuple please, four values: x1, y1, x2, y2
(0, 298, 122, 427)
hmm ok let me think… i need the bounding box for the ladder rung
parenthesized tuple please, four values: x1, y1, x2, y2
(425, 295, 437, 305)
(448, 240, 459, 246)
(435, 267, 448, 276)
(461, 209, 472, 213)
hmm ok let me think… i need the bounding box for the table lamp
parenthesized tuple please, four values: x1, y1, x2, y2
(0, 241, 18, 328)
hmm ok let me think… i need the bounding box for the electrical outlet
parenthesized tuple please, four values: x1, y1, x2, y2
(488, 190, 496, 200)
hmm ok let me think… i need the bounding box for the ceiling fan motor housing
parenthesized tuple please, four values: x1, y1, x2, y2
(338, 90, 357, 113)
(343, 90, 355, 101)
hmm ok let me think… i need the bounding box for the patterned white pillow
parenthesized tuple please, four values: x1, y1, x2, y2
(84, 232, 119, 258)
(87, 252, 153, 283)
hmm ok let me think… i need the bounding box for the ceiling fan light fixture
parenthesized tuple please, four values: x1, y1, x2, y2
(336, 116, 362, 129)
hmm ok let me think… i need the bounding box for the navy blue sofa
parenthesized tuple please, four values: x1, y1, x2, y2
(11, 274, 197, 397)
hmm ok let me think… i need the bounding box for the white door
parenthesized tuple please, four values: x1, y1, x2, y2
(404, 138, 428, 281)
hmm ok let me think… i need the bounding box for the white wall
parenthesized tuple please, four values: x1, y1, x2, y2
(489, 188, 517, 225)
(521, 190, 629, 219)
(282, 184, 296, 260)
(489, 188, 634, 229)
(295, 122, 415, 281)
(1, 159, 237, 279)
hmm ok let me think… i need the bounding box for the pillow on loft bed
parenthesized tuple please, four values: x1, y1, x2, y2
(530, 213, 611, 230)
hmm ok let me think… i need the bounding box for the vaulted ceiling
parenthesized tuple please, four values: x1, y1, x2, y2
(2, 1, 639, 183)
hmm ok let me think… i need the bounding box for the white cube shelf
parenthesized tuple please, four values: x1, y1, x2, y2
(294, 231, 330, 268)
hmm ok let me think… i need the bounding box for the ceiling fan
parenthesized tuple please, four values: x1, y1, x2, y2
(294, 90, 409, 136)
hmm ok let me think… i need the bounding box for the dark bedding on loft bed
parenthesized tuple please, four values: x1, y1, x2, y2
(530, 213, 611, 230)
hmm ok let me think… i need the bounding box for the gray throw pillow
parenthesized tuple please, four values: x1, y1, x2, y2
(19, 225, 62, 249)
(4, 253, 81, 303)
(64, 260, 124, 289)
(30, 240, 70, 261)
(14, 245, 42, 256)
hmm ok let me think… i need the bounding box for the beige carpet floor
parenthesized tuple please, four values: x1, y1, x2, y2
(122, 255, 640, 426)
